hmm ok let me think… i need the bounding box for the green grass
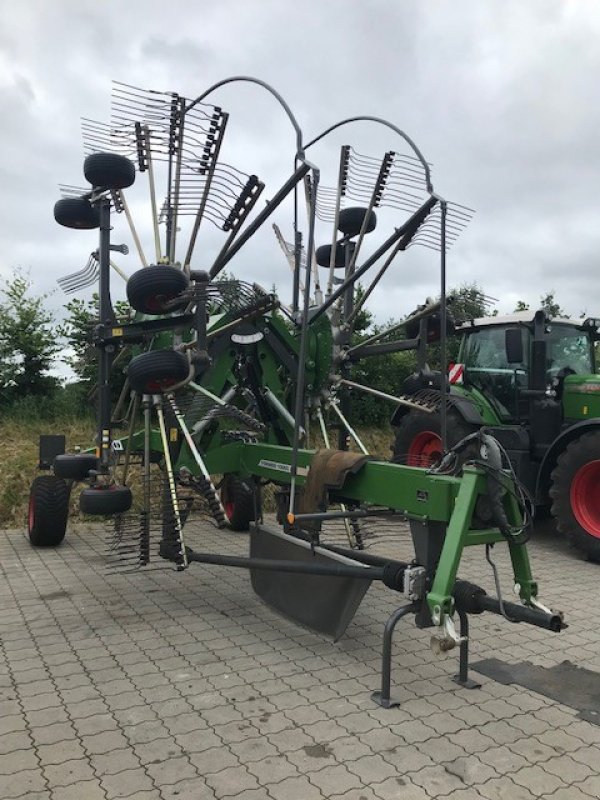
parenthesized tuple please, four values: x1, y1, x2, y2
(0, 412, 394, 527)
(0, 414, 95, 527)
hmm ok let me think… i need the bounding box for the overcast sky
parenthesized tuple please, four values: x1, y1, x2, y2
(1, 0, 599, 335)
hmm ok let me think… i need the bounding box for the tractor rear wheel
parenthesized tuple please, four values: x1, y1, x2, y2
(28, 476, 70, 547)
(550, 432, 600, 562)
(221, 474, 260, 531)
(392, 410, 475, 468)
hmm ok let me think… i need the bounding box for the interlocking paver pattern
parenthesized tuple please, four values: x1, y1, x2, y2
(0, 517, 599, 799)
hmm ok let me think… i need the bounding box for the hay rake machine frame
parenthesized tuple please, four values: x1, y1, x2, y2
(32, 76, 565, 707)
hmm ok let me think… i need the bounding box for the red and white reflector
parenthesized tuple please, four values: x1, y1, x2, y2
(448, 363, 464, 385)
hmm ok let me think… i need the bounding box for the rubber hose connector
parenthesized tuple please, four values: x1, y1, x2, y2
(382, 563, 405, 592)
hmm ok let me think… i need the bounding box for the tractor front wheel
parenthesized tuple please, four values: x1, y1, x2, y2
(28, 476, 70, 547)
(550, 432, 600, 562)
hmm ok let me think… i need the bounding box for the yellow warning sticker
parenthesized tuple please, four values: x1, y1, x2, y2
(112, 327, 124, 337)
(169, 428, 178, 442)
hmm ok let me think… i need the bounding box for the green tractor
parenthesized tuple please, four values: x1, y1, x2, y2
(392, 309, 600, 561)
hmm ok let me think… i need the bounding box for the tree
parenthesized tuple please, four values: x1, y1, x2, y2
(539, 291, 566, 319)
(0, 271, 60, 406)
(514, 300, 530, 312)
(58, 293, 130, 392)
(448, 283, 495, 324)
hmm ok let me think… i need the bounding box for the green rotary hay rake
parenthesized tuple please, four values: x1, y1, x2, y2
(29, 76, 565, 706)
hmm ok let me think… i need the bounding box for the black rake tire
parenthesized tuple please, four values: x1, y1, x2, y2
(54, 197, 100, 230)
(337, 207, 377, 237)
(79, 485, 132, 516)
(53, 453, 98, 481)
(392, 410, 475, 468)
(28, 476, 70, 547)
(126, 266, 190, 315)
(550, 431, 600, 562)
(315, 243, 345, 268)
(84, 152, 136, 190)
(221, 474, 260, 532)
(128, 350, 190, 395)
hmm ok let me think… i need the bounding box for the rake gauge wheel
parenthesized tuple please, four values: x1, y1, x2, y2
(221, 474, 260, 531)
(79, 484, 132, 516)
(126, 266, 190, 315)
(315, 243, 346, 268)
(84, 152, 136, 190)
(53, 453, 98, 481)
(28, 476, 70, 547)
(337, 207, 377, 237)
(128, 350, 190, 395)
(54, 197, 100, 230)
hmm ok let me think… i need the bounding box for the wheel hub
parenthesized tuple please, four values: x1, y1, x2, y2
(408, 431, 443, 468)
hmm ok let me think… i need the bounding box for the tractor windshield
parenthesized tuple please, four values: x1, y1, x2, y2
(461, 327, 529, 420)
(545, 325, 594, 376)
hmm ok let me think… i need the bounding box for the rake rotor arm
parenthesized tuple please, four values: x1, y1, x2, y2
(209, 163, 310, 279)
(310, 195, 438, 324)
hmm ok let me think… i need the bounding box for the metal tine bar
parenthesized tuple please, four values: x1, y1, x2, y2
(303, 175, 321, 295)
(311, 195, 438, 323)
(220, 177, 264, 235)
(210, 162, 310, 279)
(109, 260, 129, 282)
(329, 400, 369, 455)
(140, 126, 162, 262)
(117, 191, 148, 267)
(344, 152, 394, 280)
(155, 399, 187, 569)
(168, 97, 185, 264)
(315, 406, 357, 548)
(326, 156, 366, 298)
(346, 236, 406, 326)
(273, 224, 306, 293)
(209, 179, 264, 267)
(339, 378, 435, 414)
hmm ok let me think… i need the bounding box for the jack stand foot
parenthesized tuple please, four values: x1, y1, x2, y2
(371, 691, 402, 709)
(452, 608, 480, 689)
(373, 602, 418, 709)
(452, 675, 481, 690)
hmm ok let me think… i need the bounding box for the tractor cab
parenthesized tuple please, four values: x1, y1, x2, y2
(456, 311, 600, 425)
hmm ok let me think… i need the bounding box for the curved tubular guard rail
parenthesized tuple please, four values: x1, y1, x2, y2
(185, 76, 305, 158)
(304, 116, 433, 193)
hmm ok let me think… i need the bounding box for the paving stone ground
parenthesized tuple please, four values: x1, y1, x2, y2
(1, 515, 599, 799)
